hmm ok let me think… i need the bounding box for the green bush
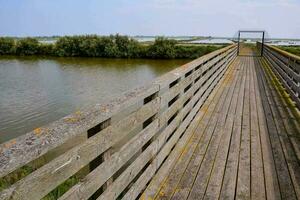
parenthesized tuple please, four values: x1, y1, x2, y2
(79, 35, 100, 57)
(15, 38, 40, 55)
(55, 36, 82, 57)
(0, 35, 226, 59)
(102, 36, 119, 57)
(0, 37, 15, 55)
(114, 34, 141, 57)
(147, 37, 177, 58)
(39, 43, 55, 55)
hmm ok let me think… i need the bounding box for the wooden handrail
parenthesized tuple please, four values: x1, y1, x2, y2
(266, 44, 300, 62)
(261, 43, 300, 109)
(0, 44, 237, 200)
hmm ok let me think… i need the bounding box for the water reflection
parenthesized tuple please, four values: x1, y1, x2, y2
(0, 56, 189, 142)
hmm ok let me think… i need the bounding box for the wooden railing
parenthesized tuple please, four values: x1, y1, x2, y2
(0, 44, 237, 200)
(262, 44, 300, 109)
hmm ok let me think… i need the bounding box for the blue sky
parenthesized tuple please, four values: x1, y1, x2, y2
(0, 0, 299, 38)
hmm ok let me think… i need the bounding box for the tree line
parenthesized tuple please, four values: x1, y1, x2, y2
(0, 35, 224, 59)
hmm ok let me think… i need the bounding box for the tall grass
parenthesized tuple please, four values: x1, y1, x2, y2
(277, 46, 300, 56)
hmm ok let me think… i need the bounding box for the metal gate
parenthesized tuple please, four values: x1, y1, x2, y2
(237, 30, 265, 57)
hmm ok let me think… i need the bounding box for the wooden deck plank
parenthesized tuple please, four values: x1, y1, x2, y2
(219, 55, 247, 200)
(143, 58, 236, 198)
(265, 66, 300, 165)
(142, 49, 300, 200)
(154, 61, 238, 200)
(236, 57, 251, 200)
(202, 54, 244, 200)
(154, 70, 232, 199)
(169, 59, 241, 199)
(187, 56, 241, 200)
(256, 58, 298, 200)
(253, 58, 282, 200)
(170, 59, 240, 200)
(258, 58, 300, 199)
(249, 57, 266, 200)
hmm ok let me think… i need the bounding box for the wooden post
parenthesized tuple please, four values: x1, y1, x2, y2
(237, 31, 241, 56)
(102, 149, 113, 190)
(261, 31, 265, 57)
(87, 118, 112, 199)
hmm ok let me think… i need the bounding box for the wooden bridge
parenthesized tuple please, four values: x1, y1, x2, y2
(0, 43, 299, 200)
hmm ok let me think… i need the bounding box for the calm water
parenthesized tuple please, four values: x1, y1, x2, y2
(189, 39, 234, 44)
(266, 40, 300, 46)
(0, 57, 189, 143)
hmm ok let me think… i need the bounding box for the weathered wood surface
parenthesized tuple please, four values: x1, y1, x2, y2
(263, 44, 300, 109)
(1, 44, 298, 200)
(0, 44, 237, 200)
(142, 49, 300, 200)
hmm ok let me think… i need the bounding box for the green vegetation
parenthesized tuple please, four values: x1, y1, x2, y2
(0, 165, 34, 191)
(43, 176, 80, 200)
(0, 37, 15, 54)
(277, 46, 300, 56)
(174, 45, 223, 59)
(0, 164, 82, 200)
(15, 37, 40, 55)
(147, 37, 177, 58)
(0, 35, 225, 59)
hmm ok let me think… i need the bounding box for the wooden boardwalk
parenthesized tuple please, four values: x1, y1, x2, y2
(1, 45, 299, 200)
(142, 55, 300, 199)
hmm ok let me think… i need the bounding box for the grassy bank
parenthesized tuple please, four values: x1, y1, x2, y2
(277, 46, 300, 56)
(0, 35, 225, 59)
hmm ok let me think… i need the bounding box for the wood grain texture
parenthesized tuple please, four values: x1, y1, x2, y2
(0, 43, 238, 200)
(263, 44, 300, 109)
(2, 44, 299, 200)
(142, 48, 299, 200)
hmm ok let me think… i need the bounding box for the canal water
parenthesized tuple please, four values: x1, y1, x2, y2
(0, 57, 189, 143)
